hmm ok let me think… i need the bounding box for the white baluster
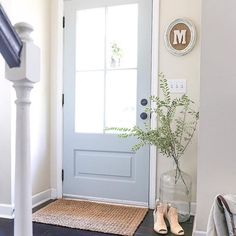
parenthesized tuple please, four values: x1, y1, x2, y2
(5, 22, 40, 236)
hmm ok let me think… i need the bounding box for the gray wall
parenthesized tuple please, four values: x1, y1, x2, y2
(195, 0, 236, 231)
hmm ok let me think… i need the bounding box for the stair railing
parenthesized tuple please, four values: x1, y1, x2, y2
(0, 4, 40, 236)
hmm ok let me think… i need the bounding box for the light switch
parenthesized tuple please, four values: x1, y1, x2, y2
(167, 79, 186, 94)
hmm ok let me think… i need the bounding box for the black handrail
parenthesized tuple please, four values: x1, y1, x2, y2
(0, 4, 22, 68)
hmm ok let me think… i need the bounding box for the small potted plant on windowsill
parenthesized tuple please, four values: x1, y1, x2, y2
(107, 73, 199, 222)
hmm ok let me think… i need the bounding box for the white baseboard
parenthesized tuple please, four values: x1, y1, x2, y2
(0, 203, 14, 219)
(0, 188, 57, 219)
(50, 188, 57, 199)
(32, 189, 52, 208)
(32, 188, 57, 208)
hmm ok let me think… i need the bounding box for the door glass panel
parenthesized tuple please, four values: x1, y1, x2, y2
(105, 70, 137, 129)
(75, 71, 104, 133)
(76, 8, 105, 70)
(75, 4, 138, 134)
(107, 4, 138, 69)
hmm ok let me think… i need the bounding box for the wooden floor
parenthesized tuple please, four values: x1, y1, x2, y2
(0, 201, 194, 236)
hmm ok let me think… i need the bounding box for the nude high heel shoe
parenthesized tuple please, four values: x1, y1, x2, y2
(153, 203, 168, 235)
(166, 206, 184, 235)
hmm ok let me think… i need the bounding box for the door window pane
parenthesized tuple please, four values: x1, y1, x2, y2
(76, 8, 105, 70)
(75, 72, 104, 133)
(75, 4, 138, 134)
(105, 70, 137, 129)
(107, 4, 138, 69)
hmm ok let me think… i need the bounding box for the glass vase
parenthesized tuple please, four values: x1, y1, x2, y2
(159, 163, 192, 222)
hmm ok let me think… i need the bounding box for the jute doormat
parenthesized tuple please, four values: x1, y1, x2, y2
(32, 199, 148, 236)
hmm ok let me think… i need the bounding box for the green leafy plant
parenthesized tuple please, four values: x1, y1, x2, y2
(110, 42, 123, 67)
(107, 73, 199, 188)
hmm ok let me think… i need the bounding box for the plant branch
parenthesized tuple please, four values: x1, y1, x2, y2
(173, 156, 190, 194)
(181, 118, 198, 156)
(179, 105, 188, 149)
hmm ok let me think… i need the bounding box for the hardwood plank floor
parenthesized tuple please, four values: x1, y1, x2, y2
(0, 201, 193, 236)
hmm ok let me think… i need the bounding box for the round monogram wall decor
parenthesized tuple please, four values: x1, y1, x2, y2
(164, 18, 197, 56)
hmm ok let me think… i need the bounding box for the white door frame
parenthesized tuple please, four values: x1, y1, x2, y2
(50, 0, 160, 209)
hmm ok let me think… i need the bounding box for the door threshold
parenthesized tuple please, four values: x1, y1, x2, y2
(63, 194, 148, 208)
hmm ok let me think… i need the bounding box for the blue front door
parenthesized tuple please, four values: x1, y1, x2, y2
(63, 0, 152, 206)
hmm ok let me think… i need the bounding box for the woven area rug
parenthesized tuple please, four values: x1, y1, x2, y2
(32, 199, 148, 236)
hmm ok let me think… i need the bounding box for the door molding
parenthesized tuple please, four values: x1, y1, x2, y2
(50, 0, 160, 208)
(149, 0, 160, 209)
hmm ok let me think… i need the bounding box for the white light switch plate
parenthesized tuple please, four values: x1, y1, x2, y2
(167, 79, 187, 94)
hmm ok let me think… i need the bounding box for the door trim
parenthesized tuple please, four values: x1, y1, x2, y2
(64, 194, 148, 207)
(50, 0, 160, 209)
(149, 0, 160, 209)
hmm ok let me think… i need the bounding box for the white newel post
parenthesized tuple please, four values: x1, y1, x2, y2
(5, 23, 40, 236)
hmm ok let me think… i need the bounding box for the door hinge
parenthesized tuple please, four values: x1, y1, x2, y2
(62, 169, 64, 182)
(63, 16, 65, 28)
(62, 93, 64, 107)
